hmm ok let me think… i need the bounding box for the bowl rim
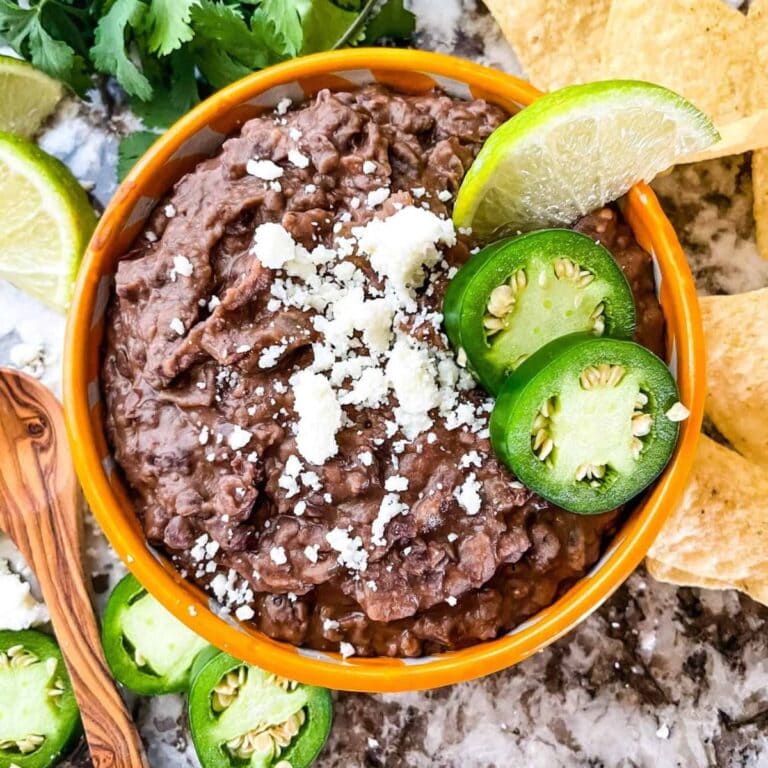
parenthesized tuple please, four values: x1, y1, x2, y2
(63, 48, 705, 692)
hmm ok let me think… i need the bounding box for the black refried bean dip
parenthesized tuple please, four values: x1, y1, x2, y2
(102, 84, 665, 657)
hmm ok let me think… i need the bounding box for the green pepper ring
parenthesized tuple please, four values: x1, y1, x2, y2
(188, 650, 333, 768)
(490, 334, 680, 514)
(0, 630, 81, 768)
(101, 573, 208, 695)
(444, 229, 636, 394)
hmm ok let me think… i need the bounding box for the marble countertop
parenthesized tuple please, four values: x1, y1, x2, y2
(1, 2, 767, 766)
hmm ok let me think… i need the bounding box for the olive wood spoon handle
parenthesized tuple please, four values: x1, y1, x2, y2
(0, 369, 149, 768)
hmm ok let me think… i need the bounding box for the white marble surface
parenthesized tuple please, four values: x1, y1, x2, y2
(1, 2, 767, 766)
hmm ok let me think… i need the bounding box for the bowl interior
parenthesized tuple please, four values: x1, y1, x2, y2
(64, 49, 704, 692)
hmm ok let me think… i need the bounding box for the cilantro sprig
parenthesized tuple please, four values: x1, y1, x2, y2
(0, 0, 415, 128)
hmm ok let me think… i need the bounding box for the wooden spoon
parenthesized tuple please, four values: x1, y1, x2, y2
(0, 368, 149, 768)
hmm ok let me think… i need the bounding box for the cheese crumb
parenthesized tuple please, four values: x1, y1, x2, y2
(290, 370, 342, 464)
(355, 206, 456, 301)
(326, 527, 368, 571)
(270, 546, 288, 565)
(227, 425, 252, 451)
(170, 254, 193, 280)
(339, 641, 355, 658)
(276, 97, 292, 115)
(288, 148, 310, 168)
(252, 222, 299, 269)
(235, 605, 255, 621)
(386, 337, 440, 438)
(446, 595, 457, 607)
(371, 494, 408, 546)
(169, 317, 185, 336)
(366, 187, 390, 207)
(304, 544, 319, 563)
(385, 475, 408, 492)
(454, 473, 482, 515)
(362, 160, 376, 174)
(246, 159, 284, 180)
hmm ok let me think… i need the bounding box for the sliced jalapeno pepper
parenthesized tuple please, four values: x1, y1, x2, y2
(490, 334, 680, 514)
(444, 229, 635, 393)
(0, 630, 81, 768)
(189, 650, 333, 768)
(102, 573, 209, 695)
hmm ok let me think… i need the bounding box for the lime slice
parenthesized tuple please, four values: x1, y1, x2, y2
(0, 132, 96, 312)
(454, 80, 720, 239)
(0, 56, 65, 138)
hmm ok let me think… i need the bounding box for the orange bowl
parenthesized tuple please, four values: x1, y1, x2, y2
(63, 49, 705, 692)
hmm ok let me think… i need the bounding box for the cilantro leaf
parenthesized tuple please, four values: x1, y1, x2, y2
(90, 0, 152, 100)
(117, 130, 159, 182)
(0, 0, 89, 91)
(258, 0, 309, 57)
(143, 0, 195, 56)
(300, 0, 362, 54)
(190, 1, 283, 89)
(131, 48, 199, 128)
(364, 0, 415, 44)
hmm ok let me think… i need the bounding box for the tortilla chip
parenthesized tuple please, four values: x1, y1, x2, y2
(602, 0, 759, 124)
(646, 558, 738, 594)
(754, 149, 768, 260)
(647, 435, 768, 606)
(483, 0, 611, 91)
(684, 111, 768, 163)
(700, 288, 768, 465)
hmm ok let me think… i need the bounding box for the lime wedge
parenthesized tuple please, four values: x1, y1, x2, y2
(0, 132, 96, 312)
(0, 55, 65, 138)
(454, 80, 719, 239)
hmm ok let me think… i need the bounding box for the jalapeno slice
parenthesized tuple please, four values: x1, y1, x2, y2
(189, 651, 333, 768)
(490, 334, 680, 514)
(444, 229, 635, 393)
(0, 630, 81, 768)
(102, 573, 210, 695)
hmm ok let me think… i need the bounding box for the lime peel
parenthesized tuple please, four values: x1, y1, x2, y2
(0, 55, 65, 138)
(0, 132, 96, 312)
(453, 80, 720, 239)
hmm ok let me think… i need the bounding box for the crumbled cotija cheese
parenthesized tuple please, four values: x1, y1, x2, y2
(252, 222, 300, 269)
(290, 370, 342, 464)
(227, 425, 252, 451)
(170, 254, 193, 280)
(246, 159, 283, 180)
(288, 148, 310, 168)
(326, 528, 368, 571)
(386, 337, 440, 438)
(270, 546, 288, 565)
(454, 473, 482, 515)
(354, 206, 456, 301)
(371, 494, 408, 546)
